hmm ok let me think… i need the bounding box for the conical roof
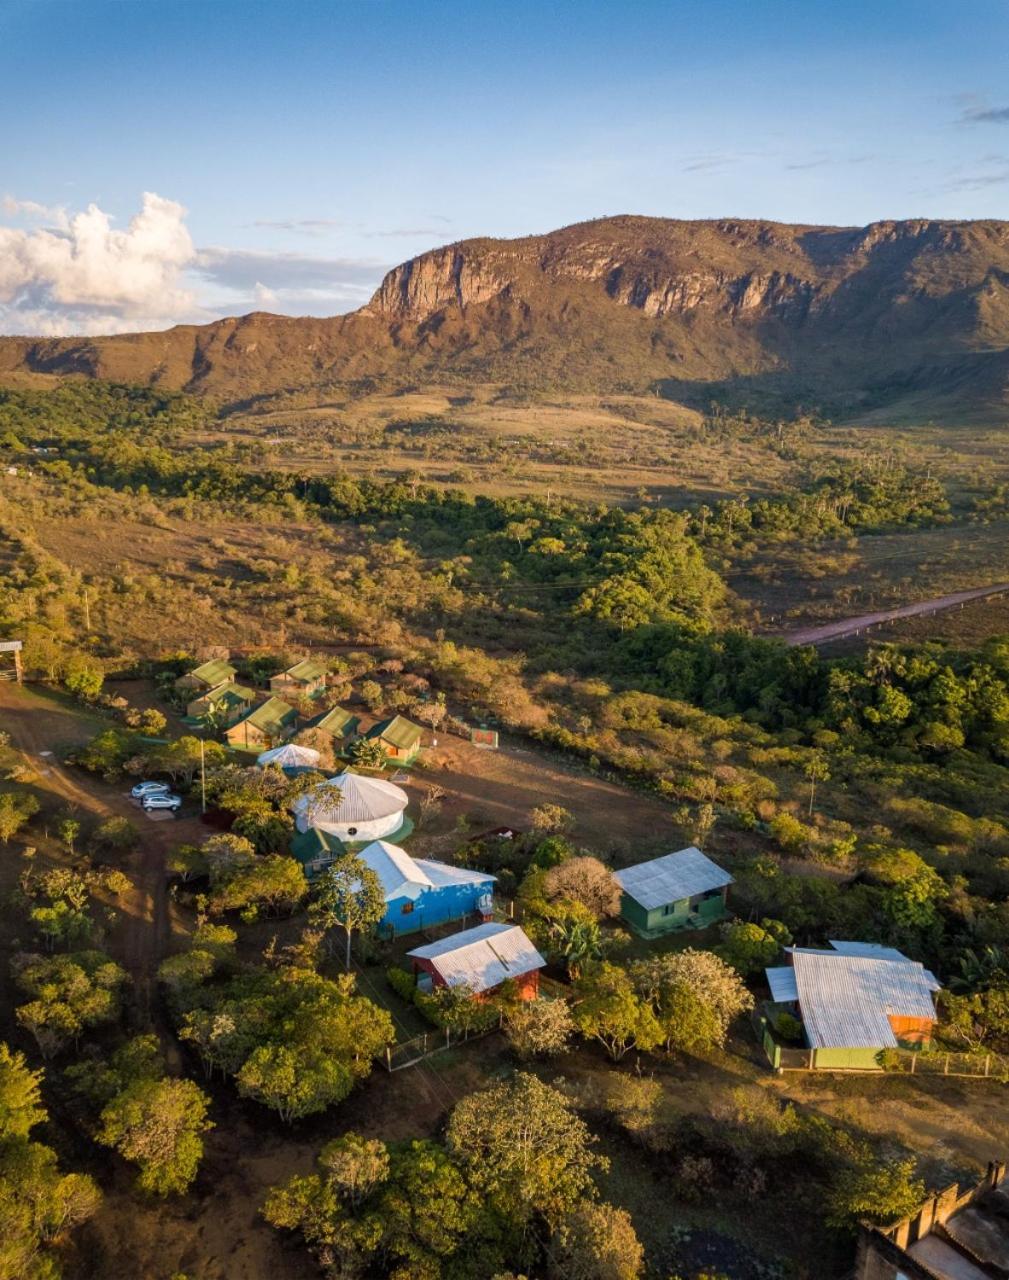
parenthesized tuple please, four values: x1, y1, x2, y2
(292, 770, 408, 828)
(257, 743, 322, 769)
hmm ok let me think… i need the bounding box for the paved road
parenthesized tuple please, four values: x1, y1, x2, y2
(782, 582, 1009, 648)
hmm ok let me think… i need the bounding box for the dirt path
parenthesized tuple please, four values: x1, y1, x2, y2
(782, 581, 1009, 648)
(0, 682, 202, 1036)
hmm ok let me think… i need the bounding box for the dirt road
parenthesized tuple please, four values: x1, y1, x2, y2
(782, 581, 1009, 648)
(0, 682, 203, 1032)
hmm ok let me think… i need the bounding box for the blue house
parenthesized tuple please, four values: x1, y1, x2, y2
(356, 840, 496, 937)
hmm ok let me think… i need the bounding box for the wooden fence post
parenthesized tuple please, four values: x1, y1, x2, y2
(944, 1055, 949, 1076)
(386, 1046, 392, 1072)
(910, 1053, 916, 1073)
(985, 1054, 991, 1077)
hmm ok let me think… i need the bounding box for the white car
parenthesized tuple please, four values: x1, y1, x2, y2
(131, 781, 171, 799)
(141, 791, 182, 813)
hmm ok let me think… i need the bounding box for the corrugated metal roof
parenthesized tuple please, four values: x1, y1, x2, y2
(283, 658, 328, 683)
(313, 706, 360, 736)
(766, 966, 799, 1003)
(240, 696, 299, 733)
(414, 859, 496, 889)
(828, 940, 910, 962)
(367, 715, 422, 751)
(613, 846, 732, 911)
(292, 772, 408, 826)
(789, 950, 938, 1049)
(358, 840, 433, 900)
(190, 658, 236, 686)
(408, 923, 545, 993)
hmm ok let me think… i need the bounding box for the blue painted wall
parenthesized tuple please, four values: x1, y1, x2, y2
(382, 876, 495, 936)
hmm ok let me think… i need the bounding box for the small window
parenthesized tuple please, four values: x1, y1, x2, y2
(401, 901, 414, 915)
(347, 826, 357, 837)
(662, 903, 677, 916)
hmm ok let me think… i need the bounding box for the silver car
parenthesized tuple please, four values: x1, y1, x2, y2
(131, 781, 171, 799)
(141, 791, 182, 813)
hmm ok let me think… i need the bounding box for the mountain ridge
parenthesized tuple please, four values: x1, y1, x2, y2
(4, 214, 1009, 419)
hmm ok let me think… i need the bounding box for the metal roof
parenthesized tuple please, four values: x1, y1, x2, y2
(190, 658, 236, 686)
(613, 846, 732, 911)
(827, 940, 910, 962)
(413, 859, 496, 889)
(238, 696, 299, 734)
(292, 771, 408, 826)
(282, 658, 328, 683)
(408, 922, 545, 993)
(313, 706, 360, 736)
(786, 949, 939, 1049)
(358, 840, 433, 901)
(766, 966, 799, 1003)
(366, 715, 422, 751)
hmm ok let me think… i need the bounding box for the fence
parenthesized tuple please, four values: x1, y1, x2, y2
(384, 1021, 498, 1072)
(752, 1009, 1009, 1079)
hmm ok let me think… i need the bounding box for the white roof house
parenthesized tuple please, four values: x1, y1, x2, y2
(355, 841, 496, 905)
(766, 942, 940, 1050)
(614, 846, 733, 911)
(407, 922, 545, 993)
(292, 771, 409, 842)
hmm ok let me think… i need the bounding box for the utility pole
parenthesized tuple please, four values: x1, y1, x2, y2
(82, 589, 91, 632)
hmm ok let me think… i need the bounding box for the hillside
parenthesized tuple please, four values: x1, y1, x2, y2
(5, 214, 1009, 418)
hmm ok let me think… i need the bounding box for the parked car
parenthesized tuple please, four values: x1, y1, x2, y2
(131, 781, 171, 799)
(141, 792, 182, 813)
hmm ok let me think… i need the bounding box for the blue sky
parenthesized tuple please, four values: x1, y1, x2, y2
(2, 0, 1008, 333)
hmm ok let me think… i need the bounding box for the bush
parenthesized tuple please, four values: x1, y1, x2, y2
(386, 966, 417, 1001)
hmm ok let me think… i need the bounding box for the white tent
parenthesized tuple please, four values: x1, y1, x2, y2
(291, 770, 409, 842)
(256, 743, 322, 771)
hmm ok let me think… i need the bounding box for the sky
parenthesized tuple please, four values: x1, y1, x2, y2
(2, 0, 1008, 335)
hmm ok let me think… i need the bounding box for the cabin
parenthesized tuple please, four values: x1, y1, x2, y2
(362, 714, 423, 764)
(291, 771, 410, 843)
(269, 658, 328, 701)
(763, 941, 940, 1071)
(290, 826, 345, 879)
(186, 681, 258, 725)
(175, 657, 237, 693)
(224, 696, 299, 751)
(352, 839, 496, 936)
(407, 923, 545, 999)
(613, 846, 732, 938)
(303, 704, 361, 750)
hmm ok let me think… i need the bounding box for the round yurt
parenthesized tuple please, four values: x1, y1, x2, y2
(292, 770, 409, 842)
(256, 743, 322, 773)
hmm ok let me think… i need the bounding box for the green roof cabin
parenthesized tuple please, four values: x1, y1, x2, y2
(306, 704, 361, 745)
(224, 696, 300, 750)
(175, 657, 237, 692)
(364, 714, 423, 764)
(270, 658, 328, 700)
(614, 846, 732, 938)
(291, 826, 346, 879)
(186, 681, 258, 726)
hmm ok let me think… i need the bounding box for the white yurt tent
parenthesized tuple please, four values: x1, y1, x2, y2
(256, 743, 322, 771)
(292, 770, 409, 842)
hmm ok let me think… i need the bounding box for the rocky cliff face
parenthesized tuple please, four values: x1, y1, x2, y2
(4, 214, 1009, 419)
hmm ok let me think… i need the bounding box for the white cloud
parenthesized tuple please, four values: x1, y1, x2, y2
(0, 191, 200, 335)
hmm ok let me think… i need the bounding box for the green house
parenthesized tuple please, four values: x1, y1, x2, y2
(291, 826, 346, 879)
(614, 846, 732, 938)
(364, 715, 423, 764)
(175, 657, 237, 692)
(225, 696, 300, 750)
(308, 704, 361, 746)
